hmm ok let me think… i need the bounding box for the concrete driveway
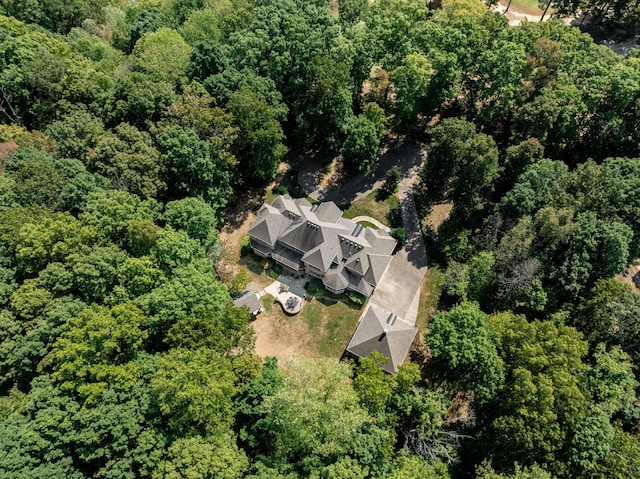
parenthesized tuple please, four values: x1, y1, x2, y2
(367, 166, 428, 326)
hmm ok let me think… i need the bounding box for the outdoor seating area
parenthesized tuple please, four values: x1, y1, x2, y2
(259, 275, 306, 315)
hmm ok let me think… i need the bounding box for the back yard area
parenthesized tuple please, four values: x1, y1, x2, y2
(241, 256, 364, 362)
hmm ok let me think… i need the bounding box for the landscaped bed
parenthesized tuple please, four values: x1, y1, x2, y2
(341, 190, 400, 227)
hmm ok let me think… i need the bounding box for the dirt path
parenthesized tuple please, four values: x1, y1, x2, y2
(492, 0, 581, 26)
(219, 162, 291, 255)
(299, 141, 424, 204)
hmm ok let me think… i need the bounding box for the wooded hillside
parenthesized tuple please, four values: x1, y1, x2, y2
(1, 0, 640, 477)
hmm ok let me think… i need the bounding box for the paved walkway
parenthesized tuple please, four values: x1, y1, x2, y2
(259, 276, 306, 315)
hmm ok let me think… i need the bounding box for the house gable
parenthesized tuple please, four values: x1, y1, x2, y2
(345, 304, 417, 373)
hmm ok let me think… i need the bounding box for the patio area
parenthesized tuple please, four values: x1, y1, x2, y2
(259, 275, 307, 315)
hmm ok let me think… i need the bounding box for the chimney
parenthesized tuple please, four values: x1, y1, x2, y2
(379, 328, 388, 341)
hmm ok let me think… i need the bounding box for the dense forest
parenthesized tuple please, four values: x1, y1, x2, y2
(1, 0, 640, 477)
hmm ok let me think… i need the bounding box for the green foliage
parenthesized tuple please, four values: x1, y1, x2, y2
(339, 0, 369, 28)
(475, 462, 555, 479)
(240, 235, 252, 256)
(383, 166, 401, 195)
(105, 72, 176, 129)
(348, 291, 367, 305)
(166, 306, 254, 357)
(157, 124, 232, 209)
(179, 8, 223, 45)
(45, 108, 106, 161)
(258, 357, 369, 460)
(164, 197, 219, 242)
(151, 347, 238, 436)
(341, 114, 381, 176)
(391, 227, 406, 246)
(421, 118, 499, 220)
(133, 28, 192, 84)
(51, 302, 149, 401)
(3, 2, 640, 478)
(228, 86, 286, 184)
(158, 434, 249, 479)
(354, 351, 395, 416)
(88, 122, 164, 199)
(126, 7, 171, 53)
(427, 302, 504, 402)
(4, 148, 67, 209)
(593, 425, 640, 479)
(393, 53, 432, 128)
(80, 189, 161, 246)
(481, 312, 592, 475)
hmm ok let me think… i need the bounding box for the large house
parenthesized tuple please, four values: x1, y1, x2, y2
(248, 195, 396, 297)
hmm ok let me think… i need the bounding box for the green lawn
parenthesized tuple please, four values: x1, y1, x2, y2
(415, 267, 444, 333)
(302, 299, 363, 358)
(342, 190, 400, 227)
(356, 220, 378, 229)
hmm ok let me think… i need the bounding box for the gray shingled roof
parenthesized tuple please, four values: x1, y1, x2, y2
(364, 254, 393, 286)
(345, 253, 367, 275)
(233, 288, 262, 315)
(279, 221, 324, 253)
(323, 267, 349, 291)
(303, 245, 336, 271)
(247, 211, 290, 246)
(271, 245, 304, 270)
(315, 202, 343, 223)
(247, 195, 396, 296)
(272, 195, 300, 217)
(346, 304, 417, 373)
(344, 269, 374, 296)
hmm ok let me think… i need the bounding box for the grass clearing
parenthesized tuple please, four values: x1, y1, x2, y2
(261, 296, 273, 313)
(301, 301, 323, 330)
(263, 188, 277, 205)
(240, 256, 274, 289)
(427, 203, 453, 231)
(309, 299, 363, 358)
(506, 0, 543, 15)
(255, 295, 362, 360)
(342, 190, 400, 226)
(415, 267, 444, 333)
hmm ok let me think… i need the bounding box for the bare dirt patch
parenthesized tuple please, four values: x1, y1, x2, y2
(616, 260, 640, 294)
(251, 295, 362, 362)
(426, 202, 453, 231)
(252, 297, 316, 361)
